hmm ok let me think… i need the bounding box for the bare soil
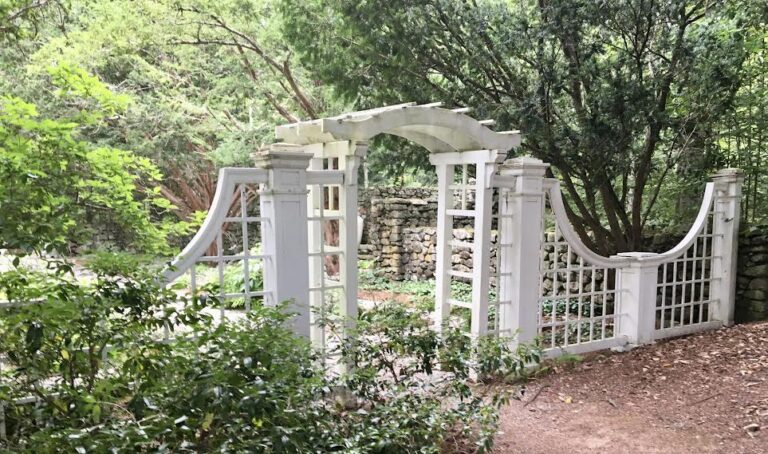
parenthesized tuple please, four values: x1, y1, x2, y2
(358, 289, 415, 305)
(494, 321, 768, 454)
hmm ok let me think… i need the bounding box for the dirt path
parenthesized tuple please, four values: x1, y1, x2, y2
(494, 322, 768, 454)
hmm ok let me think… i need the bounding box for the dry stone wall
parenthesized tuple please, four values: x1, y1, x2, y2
(357, 187, 767, 322)
(736, 229, 768, 322)
(358, 187, 438, 276)
(401, 227, 499, 281)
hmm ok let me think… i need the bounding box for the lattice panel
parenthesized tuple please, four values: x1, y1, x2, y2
(175, 183, 269, 328)
(655, 205, 715, 331)
(307, 158, 344, 349)
(538, 198, 619, 350)
(488, 185, 512, 337)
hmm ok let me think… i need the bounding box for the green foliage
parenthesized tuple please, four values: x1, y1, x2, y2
(82, 250, 156, 278)
(0, 0, 68, 43)
(0, 64, 192, 254)
(0, 261, 212, 449)
(220, 259, 264, 309)
(282, 0, 765, 249)
(1, 259, 537, 452)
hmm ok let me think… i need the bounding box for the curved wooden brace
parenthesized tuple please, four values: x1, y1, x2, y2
(546, 180, 716, 268)
(274, 105, 521, 153)
(162, 168, 269, 284)
(545, 179, 630, 268)
(638, 183, 715, 265)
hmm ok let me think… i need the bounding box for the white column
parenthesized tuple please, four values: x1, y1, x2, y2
(615, 252, 658, 345)
(711, 168, 744, 326)
(338, 141, 367, 335)
(255, 148, 313, 338)
(469, 159, 496, 337)
(430, 159, 454, 330)
(498, 157, 549, 346)
(307, 155, 325, 348)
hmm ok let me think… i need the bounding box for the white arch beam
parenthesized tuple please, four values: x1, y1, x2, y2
(275, 105, 521, 153)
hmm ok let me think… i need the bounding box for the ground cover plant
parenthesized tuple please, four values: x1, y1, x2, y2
(0, 258, 539, 453)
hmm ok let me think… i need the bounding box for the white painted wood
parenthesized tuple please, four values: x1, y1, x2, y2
(307, 156, 326, 349)
(615, 252, 660, 345)
(255, 150, 313, 338)
(545, 179, 631, 269)
(497, 186, 515, 341)
(543, 336, 628, 359)
(338, 141, 367, 337)
(497, 157, 549, 346)
(430, 158, 454, 330)
(710, 169, 744, 325)
(162, 167, 269, 284)
(306, 170, 344, 185)
(653, 320, 724, 340)
(275, 106, 520, 153)
(636, 184, 716, 266)
(469, 158, 496, 338)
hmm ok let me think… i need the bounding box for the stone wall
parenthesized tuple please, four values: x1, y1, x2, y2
(736, 229, 768, 322)
(357, 186, 480, 276)
(401, 227, 499, 281)
(356, 187, 767, 321)
(358, 187, 439, 276)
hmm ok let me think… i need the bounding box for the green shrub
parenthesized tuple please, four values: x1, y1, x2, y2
(0, 258, 538, 453)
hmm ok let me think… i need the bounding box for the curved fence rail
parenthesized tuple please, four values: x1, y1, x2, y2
(538, 188, 622, 351)
(163, 168, 271, 317)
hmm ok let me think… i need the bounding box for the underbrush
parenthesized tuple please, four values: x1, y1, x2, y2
(0, 258, 539, 453)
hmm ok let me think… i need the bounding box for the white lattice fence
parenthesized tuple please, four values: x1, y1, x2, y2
(538, 211, 620, 351)
(502, 164, 744, 358)
(654, 184, 719, 338)
(164, 167, 271, 317)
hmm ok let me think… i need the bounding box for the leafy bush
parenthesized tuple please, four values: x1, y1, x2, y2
(220, 260, 264, 309)
(0, 64, 192, 255)
(0, 259, 538, 452)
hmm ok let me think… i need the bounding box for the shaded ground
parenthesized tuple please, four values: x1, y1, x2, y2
(494, 321, 768, 453)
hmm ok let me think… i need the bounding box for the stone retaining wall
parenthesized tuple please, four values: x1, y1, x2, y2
(357, 187, 767, 321)
(358, 187, 438, 275)
(358, 186, 477, 274)
(401, 227, 499, 281)
(736, 229, 768, 322)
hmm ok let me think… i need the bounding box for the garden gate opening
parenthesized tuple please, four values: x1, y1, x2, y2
(163, 102, 744, 359)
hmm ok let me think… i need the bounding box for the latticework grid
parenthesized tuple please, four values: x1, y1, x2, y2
(176, 183, 269, 327)
(443, 163, 478, 331)
(538, 198, 619, 350)
(488, 185, 513, 337)
(307, 158, 344, 351)
(655, 205, 716, 331)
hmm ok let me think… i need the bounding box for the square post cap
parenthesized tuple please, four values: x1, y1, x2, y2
(253, 143, 313, 170)
(499, 156, 550, 176)
(711, 168, 744, 182)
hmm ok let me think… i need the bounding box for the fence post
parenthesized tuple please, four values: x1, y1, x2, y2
(254, 147, 313, 338)
(338, 141, 367, 339)
(429, 157, 454, 331)
(498, 157, 548, 346)
(711, 168, 744, 326)
(615, 253, 658, 345)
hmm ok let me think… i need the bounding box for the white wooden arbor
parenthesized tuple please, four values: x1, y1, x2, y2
(0, 103, 746, 438)
(274, 102, 522, 346)
(156, 101, 743, 360)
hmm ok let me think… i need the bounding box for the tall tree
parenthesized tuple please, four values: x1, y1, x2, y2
(282, 0, 756, 254)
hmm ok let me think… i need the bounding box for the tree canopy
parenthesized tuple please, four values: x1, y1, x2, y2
(1, 0, 767, 254)
(281, 0, 766, 253)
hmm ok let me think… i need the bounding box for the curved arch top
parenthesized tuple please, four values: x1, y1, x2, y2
(274, 102, 521, 153)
